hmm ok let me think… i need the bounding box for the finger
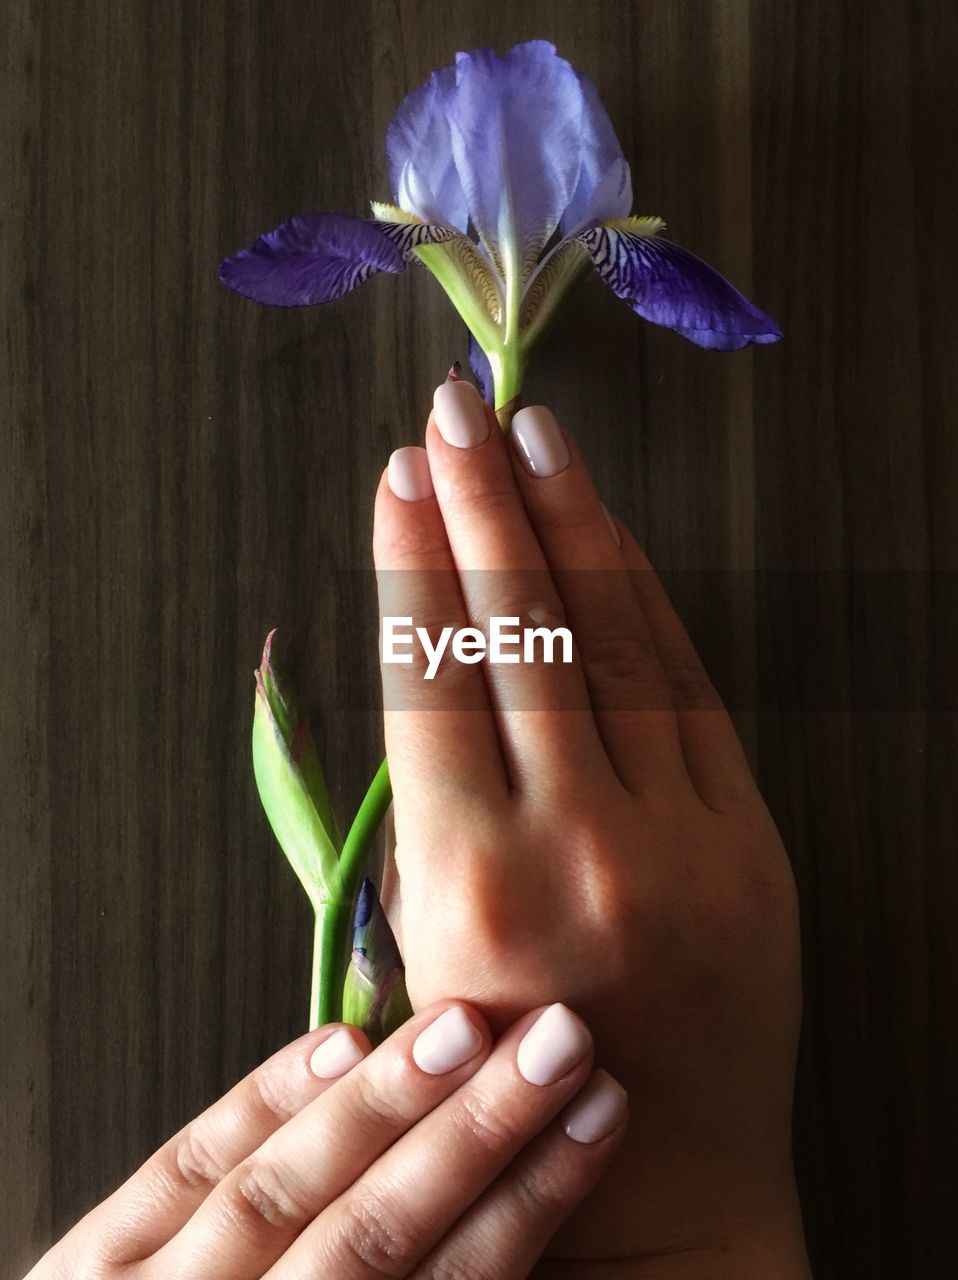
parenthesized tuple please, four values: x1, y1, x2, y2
(616, 525, 759, 810)
(144, 1001, 491, 1280)
(374, 447, 508, 806)
(509, 405, 690, 799)
(94, 1023, 370, 1265)
(413, 1069, 628, 1279)
(425, 379, 610, 789)
(277, 1002, 595, 1280)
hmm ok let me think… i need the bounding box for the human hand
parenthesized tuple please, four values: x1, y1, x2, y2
(373, 380, 809, 1273)
(24, 1000, 627, 1280)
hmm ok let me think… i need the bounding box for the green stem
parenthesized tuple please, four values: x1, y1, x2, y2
(339, 758, 393, 899)
(311, 903, 346, 1028)
(490, 346, 525, 433)
(310, 758, 393, 1027)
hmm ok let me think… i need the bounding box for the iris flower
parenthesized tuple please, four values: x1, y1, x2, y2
(220, 39, 781, 426)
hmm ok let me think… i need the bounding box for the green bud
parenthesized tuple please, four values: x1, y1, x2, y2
(342, 878, 413, 1045)
(252, 630, 342, 908)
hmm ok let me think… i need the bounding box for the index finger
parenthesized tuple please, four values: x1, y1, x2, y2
(373, 446, 508, 807)
(90, 1023, 370, 1265)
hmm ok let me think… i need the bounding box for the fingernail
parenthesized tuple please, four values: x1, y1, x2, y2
(601, 504, 622, 546)
(309, 1027, 366, 1079)
(516, 1003, 591, 1086)
(511, 405, 570, 478)
(412, 1006, 484, 1075)
(433, 380, 490, 449)
(388, 446, 433, 502)
(561, 1069, 628, 1143)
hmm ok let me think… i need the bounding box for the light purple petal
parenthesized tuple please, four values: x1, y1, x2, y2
(219, 213, 406, 306)
(578, 225, 783, 350)
(468, 333, 495, 406)
(445, 41, 584, 282)
(386, 66, 468, 231)
(559, 72, 633, 237)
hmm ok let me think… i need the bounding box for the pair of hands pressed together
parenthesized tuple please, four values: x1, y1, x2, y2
(28, 380, 810, 1279)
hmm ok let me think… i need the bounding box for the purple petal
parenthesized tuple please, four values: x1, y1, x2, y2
(219, 213, 405, 306)
(559, 72, 633, 237)
(352, 878, 403, 973)
(579, 225, 783, 350)
(468, 333, 495, 406)
(445, 41, 584, 281)
(386, 66, 468, 231)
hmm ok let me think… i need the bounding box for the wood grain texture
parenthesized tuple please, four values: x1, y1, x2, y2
(2, 1, 955, 1275)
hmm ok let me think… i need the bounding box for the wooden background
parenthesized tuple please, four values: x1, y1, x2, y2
(2, 1, 955, 1275)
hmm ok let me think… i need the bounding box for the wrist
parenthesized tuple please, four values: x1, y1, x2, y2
(533, 1231, 812, 1280)
(536, 1160, 811, 1280)
(535, 1215, 811, 1279)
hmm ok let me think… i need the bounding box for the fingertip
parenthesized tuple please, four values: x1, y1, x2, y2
(415, 996, 491, 1042)
(410, 1000, 490, 1076)
(560, 1069, 630, 1145)
(387, 445, 434, 502)
(515, 1003, 593, 1087)
(308, 1024, 370, 1080)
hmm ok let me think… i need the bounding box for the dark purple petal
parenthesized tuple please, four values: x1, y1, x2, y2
(579, 225, 783, 350)
(218, 213, 406, 306)
(559, 72, 632, 237)
(468, 333, 495, 406)
(386, 65, 468, 231)
(352, 878, 403, 973)
(445, 41, 584, 282)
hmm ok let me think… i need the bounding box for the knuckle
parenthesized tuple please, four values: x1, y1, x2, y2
(426, 1258, 490, 1280)
(585, 627, 660, 688)
(249, 1065, 295, 1126)
(455, 1087, 521, 1149)
(230, 1157, 310, 1232)
(173, 1123, 230, 1192)
(336, 1187, 421, 1275)
(351, 1071, 412, 1135)
(666, 657, 718, 710)
(538, 499, 603, 543)
(510, 1159, 569, 1220)
(446, 472, 518, 519)
(379, 522, 450, 568)
(471, 591, 567, 634)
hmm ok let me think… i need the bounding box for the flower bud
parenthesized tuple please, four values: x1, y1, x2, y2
(343, 878, 412, 1044)
(252, 630, 342, 907)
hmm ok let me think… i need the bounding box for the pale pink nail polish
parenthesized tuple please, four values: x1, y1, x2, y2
(433, 380, 490, 448)
(412, 1006, 484, 1075)
(388, 446, 433, 501)
(511, 405, 571, 477)
(516, 1003, 591, 1086)
(561, 1069, 628, 1143)
(309, 1028, 366, 1079)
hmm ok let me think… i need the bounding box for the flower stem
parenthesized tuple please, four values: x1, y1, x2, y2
(492, 349, 524, 433)
(310, 758, 393, 1027)
(311, 902, 346, 1027)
